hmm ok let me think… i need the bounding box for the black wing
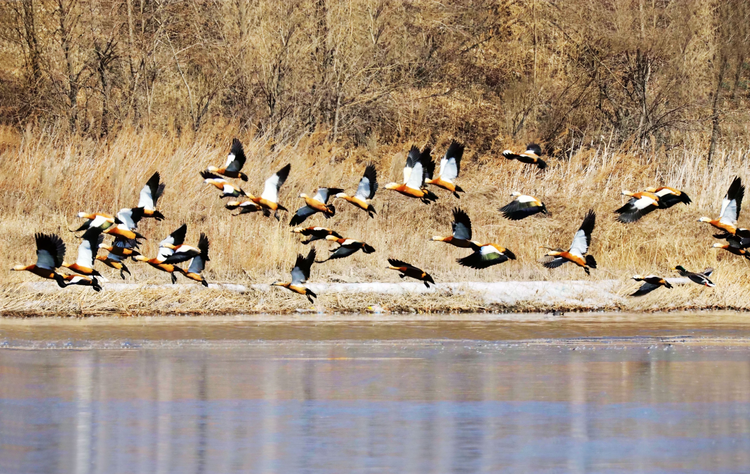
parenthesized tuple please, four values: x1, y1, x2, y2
(275, 164, 291, 189)
(361, 164, 378, 199)
(295, 248, 316, 281)
(499, 199, 545, 220)
(631, 282, 660, 297)
(451, 208, 472, 240)
(35, 233, 66, 268)
(226, 138, 246, 173)
(727, 176, 744, 219)
(421, 147, 435, 182)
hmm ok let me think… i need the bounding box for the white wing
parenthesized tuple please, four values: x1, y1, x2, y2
(312, 188, 329, 203)
(290, 266, 306, 285)
(568, 228, 589, 258)
(405, 160, 424, 189)
(719, 196, 738, 225)
(261, 173, 281, 202)
(156, 246, 173, 261)
(75, 239, 95, 268)
(439, 156, 458, 182)
(116, 208, 137, 230)
(137, 184, 154, 209)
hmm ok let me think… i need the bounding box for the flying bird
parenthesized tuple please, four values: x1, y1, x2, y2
(61, 232, 103, 277)
(385, 145, 439, 204)
(630, 275, 673, 296)
(206, 138, 249, 181)
(138, 172, 166, 220)
(245, 164, 291, 220)
(539, 210, 597, 275)
(176, 233, 210, 286)
(698, 176, 750, 237)
(335, 164, 378, 217)
(162, 232, 208, 265)
(11, 233, 67, 288)
(615, 190, 660, 223)
(272, 248, 317, 303)
(387, 258, 435, 287)
(457, 244, 516, 269)
(499, 192, 548, 220)
(502, 144, 546, 169)
(292, 227, 343, 244)
(317, 236, 375, 263)
(225, 200, 268, 216)
(201, 171, 247, 199)
(673, 266, 715, 287)
(289, 187, 343, 227)
(425, 140, 465, 198)
(644, 186, 691, 209)
(431, 208, 478, 248)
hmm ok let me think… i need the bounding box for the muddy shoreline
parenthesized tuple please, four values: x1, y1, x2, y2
(1, 278, 746, 317)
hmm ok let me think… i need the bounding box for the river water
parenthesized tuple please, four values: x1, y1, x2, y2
(1, 314, 750, 473)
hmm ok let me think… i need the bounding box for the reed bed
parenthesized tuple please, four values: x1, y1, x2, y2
(2, 125, 750, 315)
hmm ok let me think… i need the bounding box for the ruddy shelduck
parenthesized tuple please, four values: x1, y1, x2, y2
(644, 186, 692, 208)
(500, 192, 548, 220)
(61, 232, 102, 277)
(458, 244, 516, 269)
(335, 164, 378, 217)
(387, 258, 435, 288)
(425, 140, 465, 198)
(502, 144, 546, 169)
(201, 171, 247, 198)
(162, 232, 207, 265)
(206, 138, 249, 181)
(176, 233, 210, 286)
(385, 145, 438, 204)
(225, 200, 268, 216)
(615, 190, 660, 223)
(630, 275, 673, 296)
(292, 227, 343, 244)
(272, 248, 317, 303)
(138, 172, 166, 220)
(431, 208, 479, 248)
(289, 187, 343, 227)
(540, 210, 597, 275)
(317, 236, 376, 263)
(11, 233, 67, 288)
(60, 274, 102, 292)
(245, 164, 291, 220)
(698, 176, 750, 237)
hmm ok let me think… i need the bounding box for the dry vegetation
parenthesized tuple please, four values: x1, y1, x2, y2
(1, 0, 750, 314)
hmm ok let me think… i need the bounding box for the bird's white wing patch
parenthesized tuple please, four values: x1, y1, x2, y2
(568, 228, 589, 257)
(439, 157, 458, 181)
(261, 173, 281, 202)
(720, 196, 738, 224)
(138, 184, 154, 209)
(75, 239, 94, 268)
(405, 161, 424, 189)
(290, 266, 306, 285)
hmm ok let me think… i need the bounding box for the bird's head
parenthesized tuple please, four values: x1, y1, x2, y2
(697, 217, 712, 223)
(207, 165, 219, 173)
(711, 243, 727, 249)
(672, 265, 686, 272)
(384, 182, 399, 190)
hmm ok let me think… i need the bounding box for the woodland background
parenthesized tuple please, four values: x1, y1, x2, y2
(2, 0, 750, 313)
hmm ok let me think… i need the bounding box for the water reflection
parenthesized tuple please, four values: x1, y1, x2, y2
(1, 343, 750, 473)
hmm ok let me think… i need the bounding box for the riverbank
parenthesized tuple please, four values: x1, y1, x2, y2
(1, 277, 745, 317)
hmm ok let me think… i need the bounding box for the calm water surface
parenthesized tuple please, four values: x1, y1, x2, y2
(1, 314, 750, 473)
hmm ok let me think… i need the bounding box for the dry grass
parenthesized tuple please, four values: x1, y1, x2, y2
(2, 125, 750, 315)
